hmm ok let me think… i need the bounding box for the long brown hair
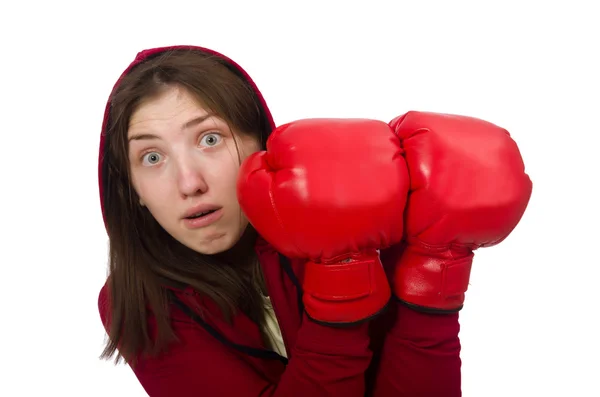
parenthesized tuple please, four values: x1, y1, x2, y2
(99, 49, 272, 366)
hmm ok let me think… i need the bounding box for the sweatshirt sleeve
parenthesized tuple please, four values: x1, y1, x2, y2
(369, 301, 462, 397)
(98, 287, 373, 397)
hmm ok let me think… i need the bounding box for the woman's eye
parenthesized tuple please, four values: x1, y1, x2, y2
(200, 133, 222, 147)
(142, 152, 162, 166)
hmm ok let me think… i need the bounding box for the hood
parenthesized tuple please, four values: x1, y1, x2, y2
(97, 45, 276, 229)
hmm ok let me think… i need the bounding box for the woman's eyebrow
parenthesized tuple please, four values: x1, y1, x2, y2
(129, 114, 218, 141)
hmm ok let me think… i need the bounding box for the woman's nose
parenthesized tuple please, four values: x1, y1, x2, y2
(176, 158, 208, 198)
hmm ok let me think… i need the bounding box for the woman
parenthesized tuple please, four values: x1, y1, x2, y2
(97, 45, 532, 396)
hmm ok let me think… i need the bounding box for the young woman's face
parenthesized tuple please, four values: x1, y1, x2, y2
(127, 86, 261, 255)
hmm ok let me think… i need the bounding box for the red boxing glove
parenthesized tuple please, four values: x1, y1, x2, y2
(238, 119, 410, 325)
(388, 111, 532, 312)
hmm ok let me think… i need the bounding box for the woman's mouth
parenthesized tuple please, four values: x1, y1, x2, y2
(183, 208, 223, 229)
(186, 209, 217, 219)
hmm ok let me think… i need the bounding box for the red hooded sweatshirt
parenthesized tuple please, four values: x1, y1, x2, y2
(97, 45, 462, 397)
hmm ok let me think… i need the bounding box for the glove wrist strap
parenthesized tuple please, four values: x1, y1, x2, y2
(393, 244, 474, 311)
(302, 250, 391, 325)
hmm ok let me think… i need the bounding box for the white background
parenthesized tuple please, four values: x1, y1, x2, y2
(1, 1, 598, 396)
